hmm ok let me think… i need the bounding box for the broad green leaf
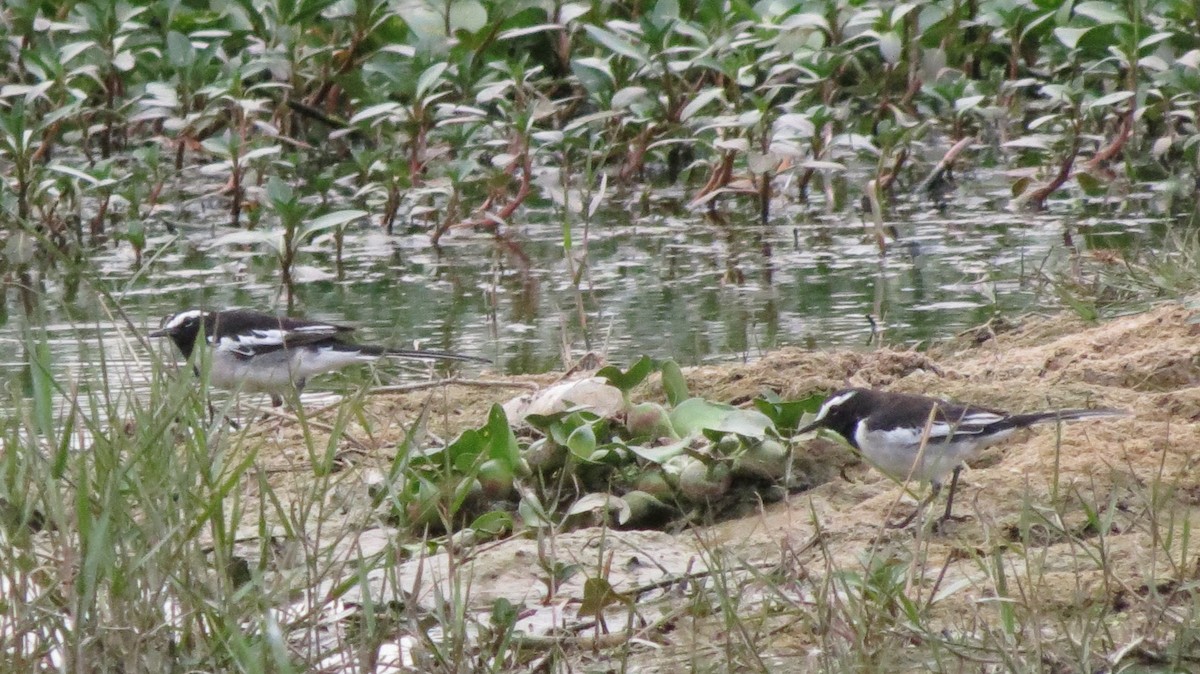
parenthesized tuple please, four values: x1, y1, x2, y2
(571, 57, 615, 95)
(752, 393, 824, 434)
(1073, 1, 1128, 25)
(166, 31, 195, 67)
(579, 577, 632, 619)
(611, 86, 648, 109)
(1053, 26, 1089, 49)
(650, 0, 679, 24)
(584, 24, 649, 64)
(597, 355, 656, 394)
(1138, 31, 1174, 52)
(238, 146, 281, 165)
(1002, 136, 1051, 150)
(471, 511, 513, 537)
(566, 493, 628, 520)
(486, 404, 522, 470)
(626, 435, 690, 464)
(46, 164, 102, 185)
(415, 62, 450, 100)
(660, 360, 687, 407)
(302, 209, 368, 238)
(878, 31, 902, 65)
(566, 424, 597, 460)
(209, 229, 282, 249)
(265, 176, 294, 206)
(517, 492, 552, 527)
(350, 102, 402, 124)
(1087, 90, 1134, 110)
(561, 3, 590, 23)
(499, 24, 563, 40)
(781, 12, 830, 31)
(1074, 171, 1106, 196)
(448, 0, 487, 32)
(955, 95, 985, 113)
(669, 398, 773, 439)
(447, 428, 486, 471)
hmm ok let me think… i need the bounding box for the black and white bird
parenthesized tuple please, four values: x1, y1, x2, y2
(797, 388, 1128, 528)
(150, 309, 489, 406)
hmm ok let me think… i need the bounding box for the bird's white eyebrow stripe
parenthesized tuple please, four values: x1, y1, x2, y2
(163, 309, 203, 330)
(813, 390, 858, 422)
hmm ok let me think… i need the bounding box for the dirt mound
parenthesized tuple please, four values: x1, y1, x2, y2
(247, 303, 1200, 671)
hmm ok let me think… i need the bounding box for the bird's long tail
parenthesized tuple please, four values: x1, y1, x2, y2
(1014, 407, 1131, 427)
(365, 345, 491, 364)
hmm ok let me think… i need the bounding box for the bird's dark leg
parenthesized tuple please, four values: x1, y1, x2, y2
(208, 400, 240, 429)
(887, 482, 941, 529)
(935, 465, 969, 528)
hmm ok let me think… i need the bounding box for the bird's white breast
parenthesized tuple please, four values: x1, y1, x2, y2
(205, 346, 377, 394)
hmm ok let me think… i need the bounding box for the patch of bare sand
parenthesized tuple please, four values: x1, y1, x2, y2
(247, 303, 1200, 669)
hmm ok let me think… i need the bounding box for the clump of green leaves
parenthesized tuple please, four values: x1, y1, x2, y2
(377, 357, 826, 536)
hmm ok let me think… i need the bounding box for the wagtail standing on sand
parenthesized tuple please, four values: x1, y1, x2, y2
(798, 387, 1128, 527)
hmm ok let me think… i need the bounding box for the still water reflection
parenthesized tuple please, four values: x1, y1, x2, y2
(0, 200, 1158, 406)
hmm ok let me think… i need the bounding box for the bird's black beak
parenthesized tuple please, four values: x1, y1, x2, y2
(148, 328, 170, 338)
(796, 420, 821, 435)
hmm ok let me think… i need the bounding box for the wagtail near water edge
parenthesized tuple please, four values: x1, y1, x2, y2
(797, 387, 1128, 528)
(151, 309, 489, 406)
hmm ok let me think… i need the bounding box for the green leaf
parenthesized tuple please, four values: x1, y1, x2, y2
(166, 31, 195, 68)
(45, 164, 102, 186)
(448, 0, 487, 32)
(486, 404, 522, 470)
(302, 209, 368, 239)
(752, 393, 825, 434)
(660, 360, 688, 407)
(1075, 171, 1106, 196)
(583, 24, 649, 64)
(1073, 1, 1128, 25)
(265, 176, 294, 207)
(415, 62, 450, 100)
(878, 31, 902, 65)
(517, 492, 553, 528)
(571, 57, 615, 96)
(680, 87, 725, 122)
(1053, 26, 1089, 49)
(669, 398, 773, 439)
(626, 435, 691, 464)
(650, 0, 679, 24)
(1087, 90, 1134, 110)
(597, 355, 656, 394)
(566, 424, 598, 460)
(470, 511, 513, 537)
(447, 428, 486, 472)
(578, 577, 632, 619)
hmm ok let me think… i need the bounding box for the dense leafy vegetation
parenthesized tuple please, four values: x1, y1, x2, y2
(2, 0, 1196, 262)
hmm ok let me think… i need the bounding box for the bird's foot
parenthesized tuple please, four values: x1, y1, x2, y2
(208, 402, 241, 430)
(931, 513, 970, 533)
(885, 508, 922, 529)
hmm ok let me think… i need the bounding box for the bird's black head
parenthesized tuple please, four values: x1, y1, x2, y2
(149, 309, 207, 357)
(796, 388, 872, 447)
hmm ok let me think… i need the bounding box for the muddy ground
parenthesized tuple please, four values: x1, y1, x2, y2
(241, 303, 1200, 672)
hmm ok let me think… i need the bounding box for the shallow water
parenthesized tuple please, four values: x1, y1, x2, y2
(0, 180, 1169, 410)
